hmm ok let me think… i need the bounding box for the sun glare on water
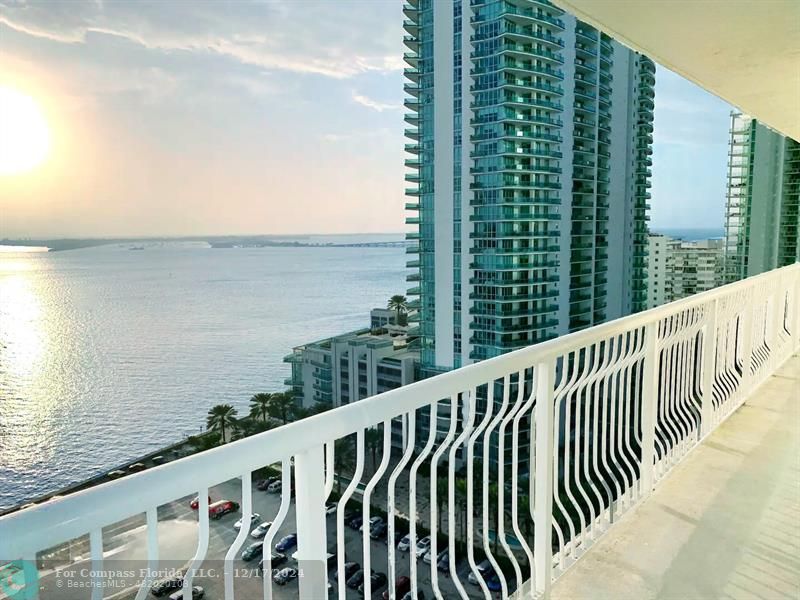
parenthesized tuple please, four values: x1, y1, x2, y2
(0, 86, 51, 176)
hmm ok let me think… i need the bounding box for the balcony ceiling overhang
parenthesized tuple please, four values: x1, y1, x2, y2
(552, 0, 800, 140)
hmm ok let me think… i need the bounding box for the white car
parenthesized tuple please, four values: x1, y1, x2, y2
(397, 534, 411, 552)
(415, 536, 431, 558)
(423, 547, 447, 565)
(234, 513, 261, 531)
(250, 521, 273, 539)
(468, 559, 493, 585)
(325, 503, 337, 515)
(268, 480, 282, 493)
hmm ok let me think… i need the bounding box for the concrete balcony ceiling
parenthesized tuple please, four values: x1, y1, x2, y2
(552, 0, 800, 140)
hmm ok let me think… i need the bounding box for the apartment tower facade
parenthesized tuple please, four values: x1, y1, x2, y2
(403, 0, 655, 373)
(723, 113, 800, 282)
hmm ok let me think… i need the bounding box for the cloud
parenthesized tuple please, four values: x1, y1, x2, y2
(653, 64, 733, 148)
(0, 0, 404, 79)
(352, 92, 401, 112)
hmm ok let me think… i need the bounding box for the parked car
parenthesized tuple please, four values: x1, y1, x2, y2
(383, 576, 410, 600)
(151, 455, 165, 465)
(486, 574, 504, 592)
(397, 534, 411, 552)
(250, 521, 273, 539)
(325, 502, 337, 515)
(234, 513, 261, 531)
(267, 480, 282, 493)
(107, 470, 125, 479)
(370, 522, 387, 540)
(358, 571, 388, 594)
(209, 500, 239, 519)
(436, 550, 451, 572)
(386, 530, 405, 546)
(468, 559, 493, 585)
(257, 476, 280, 491)
(345, 569, 365, 589)
(348, 516, 364, 530)
(241, 541, 264, 562)
(275, 533, 297, 552)
(190, 496, 211, 510)
(258, 552, 287, 575)
(149, 573, 184, 597)
(360, 516, 383, 532)
(272, 567, 298, 585)
(168, 586, 204, 600)
(334, 562, 360, 582)
(423, 547, 446, 565)
(128, 462, 146, 473)
(415, 536, 431, 558)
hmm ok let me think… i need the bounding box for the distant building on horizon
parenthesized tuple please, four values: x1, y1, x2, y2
(723, 113, 800, 283)
(646, 233, 671, 308)
(403, 0, 655, 374)
(647, 234, 723, 308)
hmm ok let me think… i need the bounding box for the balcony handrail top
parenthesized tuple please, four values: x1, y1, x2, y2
(1, 262, 798, 558)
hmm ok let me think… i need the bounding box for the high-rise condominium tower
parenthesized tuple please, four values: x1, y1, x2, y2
(403, 0, 655, 373)
(723, 113, 800, 283)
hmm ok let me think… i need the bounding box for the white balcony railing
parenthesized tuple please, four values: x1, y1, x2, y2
(1, 264, 798, 600)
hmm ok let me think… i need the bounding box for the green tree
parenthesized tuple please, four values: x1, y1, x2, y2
(436, 477, 449, 530)
(454, 477, 469, 540)
(249, 393, 272, 423)
(387, 294, 408, 325)
(267, 392, 296, 424)
(365, 427, 383, 471)
(333, 437, 356, 495)
(206, 404, 238, 443)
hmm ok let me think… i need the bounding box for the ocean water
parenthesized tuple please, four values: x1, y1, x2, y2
(0, 239, 406, 509)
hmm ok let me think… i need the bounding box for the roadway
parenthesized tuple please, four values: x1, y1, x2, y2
(24, 474, 486, 599)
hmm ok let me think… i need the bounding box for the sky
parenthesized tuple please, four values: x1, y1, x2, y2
(0, 0, 734, 238)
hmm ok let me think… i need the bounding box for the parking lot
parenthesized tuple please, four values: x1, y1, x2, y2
(29, 472, 492, 599)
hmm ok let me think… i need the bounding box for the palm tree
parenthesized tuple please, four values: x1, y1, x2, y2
(436, 477, 449, 530)
(454, 477, 469, 540)
(334, 437, 356, 495)
(267, 392, 296, 424)
(387, 294, 408, 325)
(249, 393, 272, 423)
(364, 427, 383, 471)
(206, 404, 238, 443)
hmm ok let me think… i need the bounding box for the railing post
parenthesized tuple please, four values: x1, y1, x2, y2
(793, 271, 800, 351)
(700, 299, 718, 439)
(640, 322, 659, 497)
(293, 444, 328, 600)
(534, 358, 555, 598)
(740, 294, 755, 398)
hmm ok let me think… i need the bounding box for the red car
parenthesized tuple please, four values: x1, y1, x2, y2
(209, 500, 239, 519)
(383, 576, 410, 600)
(190, 496, 211, 510)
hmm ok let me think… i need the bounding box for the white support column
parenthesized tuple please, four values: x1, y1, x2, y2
(640, 321, 659, 496)
(534, 358, 555, 598)
(294, 444, 328, 600)
(699, 300, 718, 438)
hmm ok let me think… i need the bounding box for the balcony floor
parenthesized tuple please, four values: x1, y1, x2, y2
(553, 353, 800, 600)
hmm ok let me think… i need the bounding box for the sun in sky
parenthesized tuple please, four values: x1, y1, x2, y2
(0, 86, 51, 176)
